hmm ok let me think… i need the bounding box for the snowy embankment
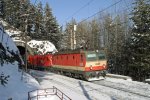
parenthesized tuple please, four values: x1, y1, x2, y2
(0, 63, 40, 100)
(0, 22, 40, 100)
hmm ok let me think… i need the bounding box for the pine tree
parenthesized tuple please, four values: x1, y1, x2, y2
(33, 2, 43, 39)
(44, 3, 60, 49)
(128, 0, 150, 81)
(102, 14, 116, 73)
(0, 0, 4, 18)
(3, 0, 21, 28)
(89, 19, 100, 50)
(76, 21, 89, 50)
(17, 0, 30, 32)
(0, 73, 9, 86)
(112, 15, 127, 74)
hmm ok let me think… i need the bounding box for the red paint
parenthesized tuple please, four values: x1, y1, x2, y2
(28, 54, 52, 67)
(52, 53, 86, 67)
(85, 65, 107, 71)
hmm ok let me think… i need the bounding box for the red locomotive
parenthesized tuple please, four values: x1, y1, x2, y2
(28, 50, 107, 81)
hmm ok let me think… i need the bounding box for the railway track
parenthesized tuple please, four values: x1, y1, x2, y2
(44, 72, 150, 98)
(55, 72, 150, 99)
(30, 70, 150, 100)
(92, 80, 150, 99)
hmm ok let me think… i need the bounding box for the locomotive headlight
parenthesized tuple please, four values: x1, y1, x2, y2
(103, 64, 106, 68)
(90, 65, 93, 70)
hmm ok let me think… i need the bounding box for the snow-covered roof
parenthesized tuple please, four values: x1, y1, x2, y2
(28, 40, 57, 54)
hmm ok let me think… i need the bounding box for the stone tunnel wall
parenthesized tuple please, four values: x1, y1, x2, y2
(14, 41, 34, 55)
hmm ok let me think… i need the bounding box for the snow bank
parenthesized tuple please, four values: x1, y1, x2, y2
(0, 62, 40, 100)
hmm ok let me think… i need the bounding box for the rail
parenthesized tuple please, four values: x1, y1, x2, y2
(28, 86, 72, 100)
(106, 73, 132, 80)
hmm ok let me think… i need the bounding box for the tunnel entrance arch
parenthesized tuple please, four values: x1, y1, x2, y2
(14, 41, 34, 56)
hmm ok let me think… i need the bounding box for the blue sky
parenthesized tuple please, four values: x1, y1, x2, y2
(30, 0, 132, 26)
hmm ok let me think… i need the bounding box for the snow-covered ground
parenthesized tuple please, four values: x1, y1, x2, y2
(30, 70, 150, 100)
(0, 63, 40, 100)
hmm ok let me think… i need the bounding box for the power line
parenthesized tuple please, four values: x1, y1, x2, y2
(96, 3, 133, 22)
(34, 0, 38, 6)
(123, 0, 134, 12)
(63, 0, 95, 25)
(78, 0, 123, 24)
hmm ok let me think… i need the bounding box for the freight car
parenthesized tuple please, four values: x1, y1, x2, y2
(28, 50, 107, 81)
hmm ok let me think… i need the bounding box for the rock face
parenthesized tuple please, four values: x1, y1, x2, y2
(0, 23, 19, 56)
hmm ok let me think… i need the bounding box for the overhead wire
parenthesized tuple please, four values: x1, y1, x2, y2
(96, 1, 133, 23)
(78, 0, 123, 24)
(34, 0, 38, 6)
(123, 0, 134, 13)
(63, 0, 95, 25)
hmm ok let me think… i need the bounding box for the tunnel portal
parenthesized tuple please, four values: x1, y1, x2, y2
(15, 41, 34, 56)
(17, 46, 25, 55)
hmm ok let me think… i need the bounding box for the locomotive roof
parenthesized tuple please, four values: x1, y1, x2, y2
(54, 50, 105, 55)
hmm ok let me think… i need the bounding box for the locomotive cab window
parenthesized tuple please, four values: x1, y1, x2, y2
(98, 53, 106, 60)
(86, 53, 97, 61)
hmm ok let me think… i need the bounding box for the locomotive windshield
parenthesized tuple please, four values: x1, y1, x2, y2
(86, 51, 106, 61)
(86, 53, 97, 61)
(98, 53, 106, 60)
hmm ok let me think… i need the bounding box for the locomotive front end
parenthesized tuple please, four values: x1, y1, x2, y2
(84, 51, 107, 81)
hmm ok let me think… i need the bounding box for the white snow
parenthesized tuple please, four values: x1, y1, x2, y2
(0, 19, 8, 27)
(0, 26, 18, 53)
(28, 40, 57, 54)
(6, 29, 22, 36)
(0, 63, 40, 100)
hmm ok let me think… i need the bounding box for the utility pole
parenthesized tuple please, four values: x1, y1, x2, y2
(73, 25, 77, 50)
(70, 25, 73, 50)
(19, 12, 29, 80)
(25, 16, 28, 72)
(20, 13, 29, 72)
(69, 24, 77, 50)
